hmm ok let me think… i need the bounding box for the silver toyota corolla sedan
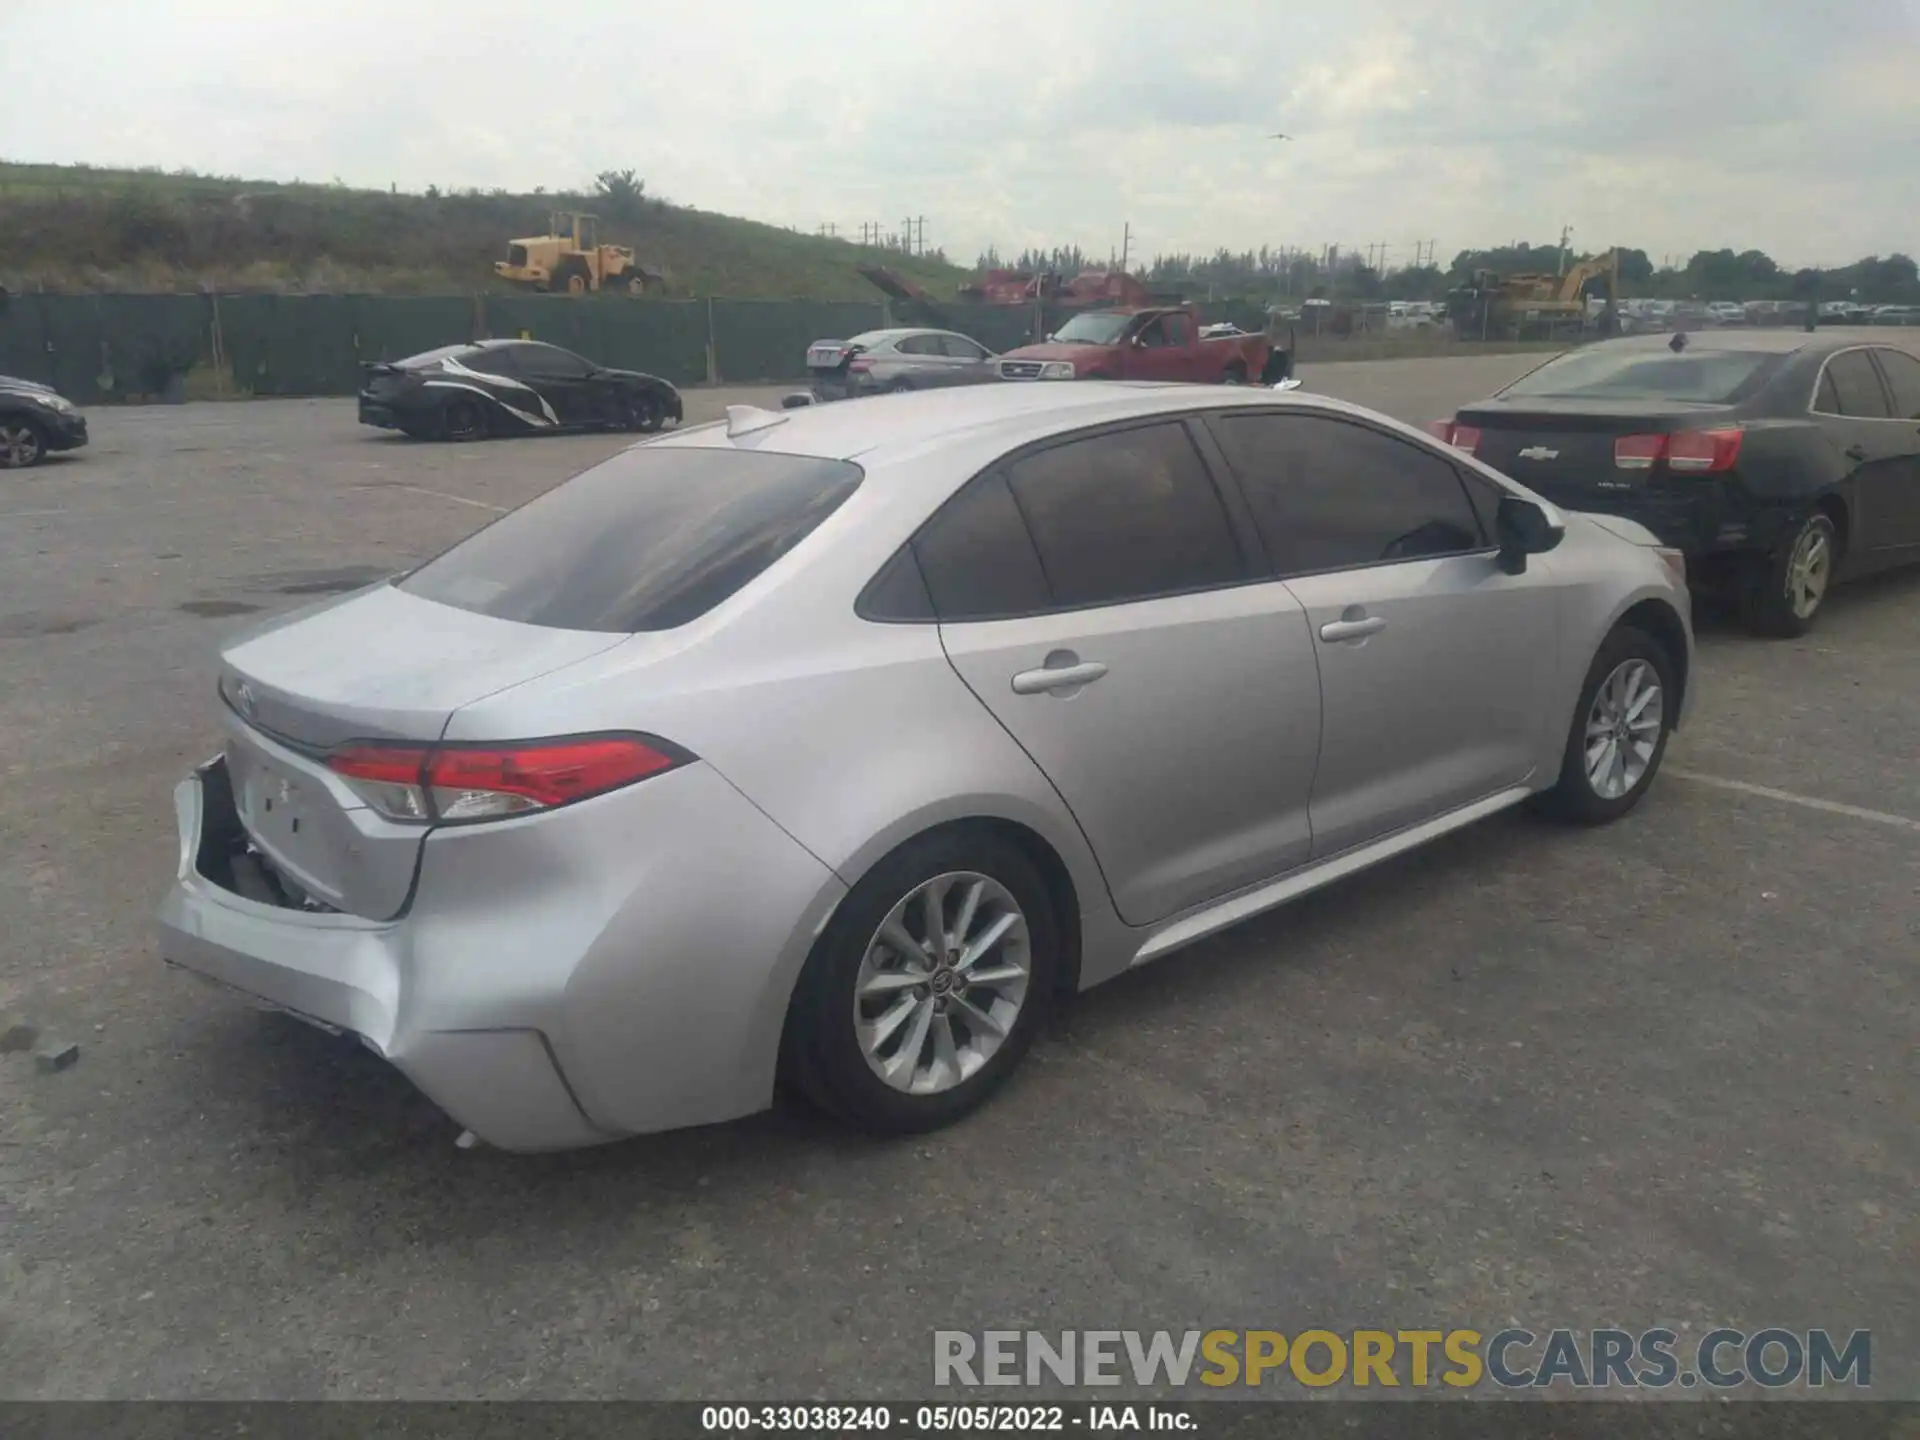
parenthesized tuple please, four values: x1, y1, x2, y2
(158, 382, 1694, 1151)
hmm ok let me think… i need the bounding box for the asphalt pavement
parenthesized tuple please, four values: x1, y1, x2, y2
(0, 354, 1915, 1400)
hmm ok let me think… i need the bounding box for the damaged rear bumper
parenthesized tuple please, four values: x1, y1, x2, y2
(157, 758, 609, 1151)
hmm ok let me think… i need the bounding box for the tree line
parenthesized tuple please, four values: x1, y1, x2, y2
(974, 241, 1919, 306)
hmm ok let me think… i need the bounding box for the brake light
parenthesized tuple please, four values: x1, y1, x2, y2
(327, 734, 690, 824)
(1613, 434, 1666, 470)
(1442, 423, 1482, 455)
(1614, 429, 1743, 473)
(1425, 420, 1453, 441)
(1665, 428, 1743, 473)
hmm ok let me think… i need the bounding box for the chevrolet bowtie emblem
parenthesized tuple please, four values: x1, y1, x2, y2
(1517, 446, 1560, 460)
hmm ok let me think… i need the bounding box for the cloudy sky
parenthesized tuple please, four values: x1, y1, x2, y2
(6, 0, 1917, 270)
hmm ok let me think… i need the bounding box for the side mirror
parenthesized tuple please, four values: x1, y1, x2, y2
(1495, 495, 1564, 574)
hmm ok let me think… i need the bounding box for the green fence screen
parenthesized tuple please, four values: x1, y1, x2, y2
(711, 299, 885, 382)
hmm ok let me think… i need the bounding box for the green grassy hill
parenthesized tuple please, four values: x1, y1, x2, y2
(0, 161, 973, 300)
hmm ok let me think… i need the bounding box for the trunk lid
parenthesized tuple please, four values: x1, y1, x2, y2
(1456, 398, 1734, 504)
(215, 584, 628, 918)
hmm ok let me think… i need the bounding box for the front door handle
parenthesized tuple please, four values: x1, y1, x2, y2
(1012, 659, 1109, 695)
(1319, 615, 1387, 643)
(1844, 443, 1869, 462)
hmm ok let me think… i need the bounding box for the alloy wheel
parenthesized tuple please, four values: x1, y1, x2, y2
(854, 871, 1031, 1096)
(0, 422, 43, 468)
(1583, 658, 1663, 800)
(1786, 522, 1832, 621)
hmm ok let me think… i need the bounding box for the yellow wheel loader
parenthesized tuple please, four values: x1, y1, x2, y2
(494, 212, 662, 295)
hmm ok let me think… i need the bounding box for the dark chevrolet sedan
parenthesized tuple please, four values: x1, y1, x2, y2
(1432, 331, 1920, 635)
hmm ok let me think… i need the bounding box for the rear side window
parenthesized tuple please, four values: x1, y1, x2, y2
(913, 473, 1052, 621)
(1212, 413, 1485, 575)
(1820, 351, 1892, 418)
(1872, 349, 1920, 420)
(894, 334, 943, 357)
(399, 448, 862, 632)
(1500, 346, 1780, 403)
(1004, 422, 1245, 608)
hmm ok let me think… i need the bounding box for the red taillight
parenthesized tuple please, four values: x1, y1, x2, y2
(1425, 419, 1453, 441)
(1614, 429, 1743, 474)
(1665, 428, 1743, 473)
(1444, 424, 1482, 455)
(1613, 434, 1667, 470)
(327, 734, 689, 824)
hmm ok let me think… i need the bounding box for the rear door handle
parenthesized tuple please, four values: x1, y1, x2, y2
(1012, 661, 1109, 695)
(1319, 616, 1387, 643)
(1845, 443, 1869, 462)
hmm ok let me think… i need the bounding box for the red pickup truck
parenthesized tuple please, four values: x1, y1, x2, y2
(995, 306, 1292, 385)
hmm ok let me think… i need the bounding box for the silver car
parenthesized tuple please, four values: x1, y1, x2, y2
(158, 383, 1694, 1151)
(804, 327, 999, 401)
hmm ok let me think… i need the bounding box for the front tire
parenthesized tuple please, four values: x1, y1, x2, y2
(1534, 626, 1675, 825)
(1744, 510, 1835, 638)
(0, 418, 47, 469)
(617, 391, 662, 433)
(783, 829, 1060, 1134)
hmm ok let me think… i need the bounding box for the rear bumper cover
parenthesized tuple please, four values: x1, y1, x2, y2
(1545, 483, 1798, 562)
(157, 755, 847, 1151)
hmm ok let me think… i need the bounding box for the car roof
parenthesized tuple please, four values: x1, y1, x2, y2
(1586, 328, 1897, 358)
(657, 381, 1394, 474)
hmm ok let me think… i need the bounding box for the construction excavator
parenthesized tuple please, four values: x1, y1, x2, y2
(1449, 249, 1620, 340)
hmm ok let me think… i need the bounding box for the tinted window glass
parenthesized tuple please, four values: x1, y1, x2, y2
(517, 344, 594, 379)
(858, 545, 936, 622)
(459, 347, 518, 376)
(1872, 349, 1920, 420)
(400, 449, 862, 632)
(1213, 413, 1485, 575)
(913, 473, 1052, 620)
(941, 334, 987, 361)
(1500, 346, 1780, 403)
(1164, 313, 1193, 345)
(895, 334, 943, 357)
(1824, 351, 1891, 418)
(1005, 422, 1244, 607)
(1815, 370, 1841, 414)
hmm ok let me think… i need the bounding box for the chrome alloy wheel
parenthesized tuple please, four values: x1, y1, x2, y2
(1584, 658, 1664, 800)
(1786, 522, 1833, 621)
(854, 871, 1031, 1096)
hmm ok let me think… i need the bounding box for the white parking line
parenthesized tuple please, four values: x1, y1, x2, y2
(1665, 768, 1920, 834)
(382, 484, 508, 513)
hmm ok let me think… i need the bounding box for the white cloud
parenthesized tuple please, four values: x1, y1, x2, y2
(3, 0, 1914, 271)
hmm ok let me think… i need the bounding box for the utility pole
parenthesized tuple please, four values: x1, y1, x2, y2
(1557, 223, 1573, 276)
(1118, 221, 1131, 274)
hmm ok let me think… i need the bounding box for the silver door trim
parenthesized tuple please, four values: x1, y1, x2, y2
(1128, 785, 1532, 967)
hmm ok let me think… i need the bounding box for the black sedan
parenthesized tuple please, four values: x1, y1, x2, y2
(1, 375, 89, 469)
(1431, 331, 1920, 635)
(358, 340, 683, 441)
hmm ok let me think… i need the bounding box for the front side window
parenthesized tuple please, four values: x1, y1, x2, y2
(400, 449, 862, 632)
(894, 334, 943, 357)
(1211, 413, 1485, 576)
(1871, 349, 1920, 420)
(517, 344, 595, 380)
(941, 334, 988, 361)
(1003, 422, 1244, 608)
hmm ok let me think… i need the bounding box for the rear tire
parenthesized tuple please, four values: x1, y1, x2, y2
(783, 829, 1059, 1135)
(0, 418, 47, 469)
(1221, 362, 1247, 386)
(441, 399, 488, 442)
(1533, 625, 1675, 825)
(1743, 510, 1835, 638)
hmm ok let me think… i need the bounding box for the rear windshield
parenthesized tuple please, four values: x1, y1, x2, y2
(395, 345, 478, 369)
(399, 447, 863, 632)
(1501, 346, 1781, 404)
